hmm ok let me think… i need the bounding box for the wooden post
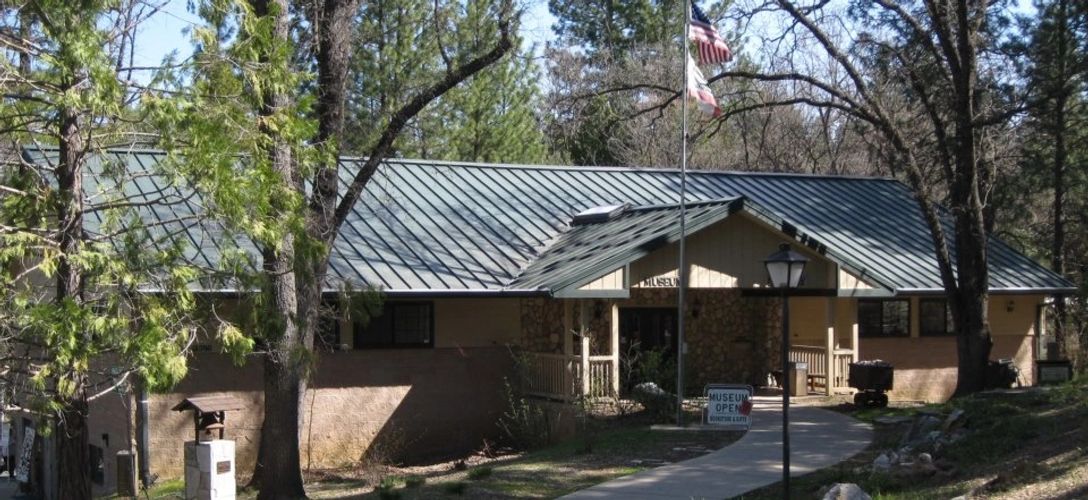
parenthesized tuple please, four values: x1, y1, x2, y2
(610, 301, 620, 398)
(851, 301, 860, 363)
(563, 300, 573, 401)
(825, 298, 836, 395)
(580, 300, 591, 398)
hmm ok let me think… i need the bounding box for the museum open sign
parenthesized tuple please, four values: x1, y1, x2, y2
(704, 384, 754, 430)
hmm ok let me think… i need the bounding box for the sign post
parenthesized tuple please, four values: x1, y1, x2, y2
(703, 384, 754, 430)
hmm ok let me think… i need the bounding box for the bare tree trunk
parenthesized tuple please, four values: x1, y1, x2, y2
(56, 105, 92, 499)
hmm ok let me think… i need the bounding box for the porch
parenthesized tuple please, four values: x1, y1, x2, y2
(518, 294, 860, 402)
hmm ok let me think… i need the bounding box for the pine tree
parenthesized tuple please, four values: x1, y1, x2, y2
(1019, 0, 1088, 359)
(348, 0, 545, 163)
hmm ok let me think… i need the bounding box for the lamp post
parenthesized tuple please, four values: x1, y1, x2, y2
(765, 243, 808, 499)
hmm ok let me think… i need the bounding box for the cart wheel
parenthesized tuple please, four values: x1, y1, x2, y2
(853, 392, 866, 406)
(876, 393, 889, 408)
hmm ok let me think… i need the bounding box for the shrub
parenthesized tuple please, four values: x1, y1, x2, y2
(444, 481, 468, 495)
(496, 375, 553, 450)
(376, 477, 401, 500)
(467, 466, 493, 480)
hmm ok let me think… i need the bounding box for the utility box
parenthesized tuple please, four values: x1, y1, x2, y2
(183, 440, 235, 500)
(789, 362, 808, 397)
(116, 450, 137, 497)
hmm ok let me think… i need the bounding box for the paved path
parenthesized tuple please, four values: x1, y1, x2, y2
(562, 397, 872, 500)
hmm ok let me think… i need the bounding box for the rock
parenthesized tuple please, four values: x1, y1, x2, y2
(821, 483, 872, 500)
(925, 430, 942, 443)
(917, 452, 933, 464)
(901, 415, 942, 447)
(872, 453, 893, 471)
(942, 409, 966, 432)
(632, 382, 675, 414)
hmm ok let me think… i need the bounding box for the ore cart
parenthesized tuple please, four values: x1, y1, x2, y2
(848, 362, 894, 408)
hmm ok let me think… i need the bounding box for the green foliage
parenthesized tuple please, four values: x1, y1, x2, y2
(634, 347, 677, 394)
(548, 0, 685, 60)
(349, 0, 546, 163)
(403, 475, 426, 488)
(443, 481, 468, 495)
(466, 466, 493, 480)
(496, 376, 554, 450)
(0, 1, 216, 421)
(376, 476, 403, 499)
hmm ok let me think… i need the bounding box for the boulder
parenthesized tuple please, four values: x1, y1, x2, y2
(632, 382, 674, 414)
(821, 483, 872, 500)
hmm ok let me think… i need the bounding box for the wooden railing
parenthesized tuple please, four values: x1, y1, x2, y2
(588, 356, 615, 399)
(523, 353, 577, 401)
(790, 345, 856, 394)
(789, 345, 827, 376)
(832, 349, 853, 390)
(523, 352, 616, 401)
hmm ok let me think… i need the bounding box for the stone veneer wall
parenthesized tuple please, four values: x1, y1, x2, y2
(519, 298, 565, 353)
(519, 299, 613, 355)
(620, 289, 782, 389)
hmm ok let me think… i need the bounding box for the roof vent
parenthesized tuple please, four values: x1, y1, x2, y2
(571, 204, 628, 226)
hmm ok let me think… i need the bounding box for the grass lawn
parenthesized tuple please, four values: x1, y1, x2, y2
(738, 379, 1088, 499)
(301, 410, 744, 499)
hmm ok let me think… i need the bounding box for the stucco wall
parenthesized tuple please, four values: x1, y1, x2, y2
(140, 347, 514, 483)
(87, 297, 522, 488)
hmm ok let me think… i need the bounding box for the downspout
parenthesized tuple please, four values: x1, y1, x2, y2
(135, 376, 151, 489)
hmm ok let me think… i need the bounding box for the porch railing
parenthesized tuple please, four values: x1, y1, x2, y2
(523, 352, 616, 402)
(831, 348, 853, 390)
(790, 345, 856, 394)
(523, 353, 576, 400)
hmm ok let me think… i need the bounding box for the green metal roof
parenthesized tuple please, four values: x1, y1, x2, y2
(24, 148, 1076, 296)
(511, 198, 743, 294)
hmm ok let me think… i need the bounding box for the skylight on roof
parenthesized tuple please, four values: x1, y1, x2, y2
(571, 204, 628, 226)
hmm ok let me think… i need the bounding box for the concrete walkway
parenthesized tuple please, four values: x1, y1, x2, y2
(562, 397, 872, 500)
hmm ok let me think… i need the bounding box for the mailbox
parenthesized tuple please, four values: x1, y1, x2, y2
(172, 396, 244, 442)
(173, 396, 243, 500)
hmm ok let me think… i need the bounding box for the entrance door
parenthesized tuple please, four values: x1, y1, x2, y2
(619, 308, 679, 354)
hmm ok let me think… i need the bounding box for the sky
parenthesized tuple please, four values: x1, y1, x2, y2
(131, 0, 560, 70)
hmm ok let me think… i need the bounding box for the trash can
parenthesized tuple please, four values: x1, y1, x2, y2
(788, 362, 808, 397)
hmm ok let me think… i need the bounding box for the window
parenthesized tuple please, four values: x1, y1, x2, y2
(858, 299, 910, 337)
(354, 302, 434, 348)
(920, 299, 954, 336)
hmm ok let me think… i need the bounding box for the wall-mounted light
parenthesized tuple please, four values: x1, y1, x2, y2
(1006, 300, 1015, 313)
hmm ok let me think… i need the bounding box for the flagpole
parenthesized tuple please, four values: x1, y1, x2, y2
(676, 0, 691, 428)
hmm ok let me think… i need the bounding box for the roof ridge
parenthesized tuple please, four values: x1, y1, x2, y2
(378, 157, 898, 182)
(29, 145, 898, 182)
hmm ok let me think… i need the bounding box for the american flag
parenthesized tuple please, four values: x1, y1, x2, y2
(690, 1, 732, 65)
(686, 55, 720, 117)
